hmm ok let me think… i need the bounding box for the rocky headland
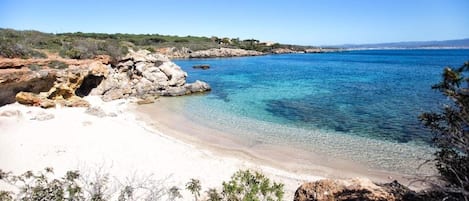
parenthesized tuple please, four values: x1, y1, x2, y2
(0, 49, 210, 108)
(156, 47, 339, 59)
(156, 47, 265, 59)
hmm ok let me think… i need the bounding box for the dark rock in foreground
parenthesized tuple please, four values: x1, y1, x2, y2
(294, 178, 429, 201)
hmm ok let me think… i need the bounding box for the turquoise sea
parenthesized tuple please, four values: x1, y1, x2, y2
(172, 49, 469, 174)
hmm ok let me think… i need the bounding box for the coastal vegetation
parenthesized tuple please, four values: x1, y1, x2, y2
(0, 168, 284, 201)
(0, 28, 323, 61)
(420, 61, 469, 201)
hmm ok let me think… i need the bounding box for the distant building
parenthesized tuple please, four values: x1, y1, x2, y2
(260, 41, 276, 46)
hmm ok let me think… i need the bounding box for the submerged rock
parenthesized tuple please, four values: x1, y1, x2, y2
(193, 64, 210, 70)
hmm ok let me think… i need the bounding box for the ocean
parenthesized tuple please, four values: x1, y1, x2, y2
(169, 49, 469, 174)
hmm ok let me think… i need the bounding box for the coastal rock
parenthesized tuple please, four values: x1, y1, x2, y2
(155, 47, 193, 59)
(162, 86, 189, 96)
(185, 80, 211, 93)
(193, 64, 210, 70)
(92, 49, 209, 100)
(136, 95, 158, 105)
(2, 49, 210, 107)
(158, 62, 187, 86)
(189, 48, 264, 58)
(271, 48, 303, 54)
(294, 178, 401, 201)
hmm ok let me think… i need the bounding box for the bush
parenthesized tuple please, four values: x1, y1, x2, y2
(420, 61, 469, 200)
(0, 168, 84, 201)
(221, 170, 284, 201)
(174, 39, 190, 43)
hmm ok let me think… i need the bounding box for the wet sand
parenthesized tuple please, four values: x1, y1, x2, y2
(134, 97, 427, 188)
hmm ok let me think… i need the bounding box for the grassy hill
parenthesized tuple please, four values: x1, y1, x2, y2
(0, 28, 319, 61)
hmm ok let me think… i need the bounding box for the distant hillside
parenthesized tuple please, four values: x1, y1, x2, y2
(0, 28, 326, 60)
(337, 38, 469, 49)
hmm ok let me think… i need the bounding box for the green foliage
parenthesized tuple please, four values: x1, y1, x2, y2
(174, 39, 190, 43)
(48, 60, 69, 69)
(221, 170, 284, 201)
(168, 186, 183, 201)
(0, 191, 13, 201)
(27, 64, 41, 71)
(186, 178, 202, 201)
(206, 188, 222, 201)
(419, 61, 469, 200)
(0, 167, 84, 201)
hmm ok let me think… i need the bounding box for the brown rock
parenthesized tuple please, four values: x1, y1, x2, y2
(15, 92, 42, 106)
(294, 178, 396, 201)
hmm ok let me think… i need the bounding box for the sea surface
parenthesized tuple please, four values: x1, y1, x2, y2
(170, 49, 469, 174)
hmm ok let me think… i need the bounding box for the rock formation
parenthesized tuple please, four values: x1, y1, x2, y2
(193, 64, 210, 70)
(14, 61, 109, 108)
(156, 47, 264, 58)
(271, 48, 304, 54)
(90, 49, 211, 101)
(189, 48, 264, 58)
(294, 179, 421, 201)
(0, 49, 210, 107)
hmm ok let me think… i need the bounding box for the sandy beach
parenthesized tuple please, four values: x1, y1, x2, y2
(0, 96, 325, 200)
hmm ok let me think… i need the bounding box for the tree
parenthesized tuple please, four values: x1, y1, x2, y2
(186, 178, 202, 201)
(420, 61, 469, 201)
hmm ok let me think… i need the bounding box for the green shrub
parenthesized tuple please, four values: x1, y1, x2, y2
(186, 178, 202, 201)
(48, 60, 68, 69)
(0, 168, 84, 201)
(28, 64, 42, 71)
(420, 62, 469, 200)
(221, 170, 284, 201)
(174, 39, 190, 43)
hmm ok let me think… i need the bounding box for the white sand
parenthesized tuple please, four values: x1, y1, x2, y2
(0, 96, 322, 200)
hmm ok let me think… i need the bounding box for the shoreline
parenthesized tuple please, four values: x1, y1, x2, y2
(0, 97, 321, 200)
(133, 97, 430, 189)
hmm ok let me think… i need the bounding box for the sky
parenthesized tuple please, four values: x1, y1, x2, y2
(1, 0, 468, 46)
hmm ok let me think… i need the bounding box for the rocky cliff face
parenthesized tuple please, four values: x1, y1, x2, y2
(156, 47, 264, 58)
(0, 50, 210, 107)
(189, 48, 264, 58)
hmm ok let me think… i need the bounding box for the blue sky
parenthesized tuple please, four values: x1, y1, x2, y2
(1, 0, 468, 45)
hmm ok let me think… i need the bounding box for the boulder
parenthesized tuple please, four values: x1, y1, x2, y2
(162, 86, 189, 96)
(193, 64, 210, 70)
(136, 95, 158, 105)
(185, 80, 211, 93)
(158, 62, 187, 87)
(15, 92, 43, 107)
(294, 178, 397, 201)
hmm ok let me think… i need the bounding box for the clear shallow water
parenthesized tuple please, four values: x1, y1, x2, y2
(171, 49, 469, 174)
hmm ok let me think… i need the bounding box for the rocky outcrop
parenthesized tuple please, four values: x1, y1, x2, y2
(189, 48, 264, 58)
(294, 179, 421, 201)
(271, 48, 304, 54)
(90, 49, 210, 101)
(13, 61, 109, 108)
(157, 47, 264, 58)
(155, 47, 193, 59)
(193, 64, 210, 70)
(1, 49, 210, 107)
(0, 69, 57, 106)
